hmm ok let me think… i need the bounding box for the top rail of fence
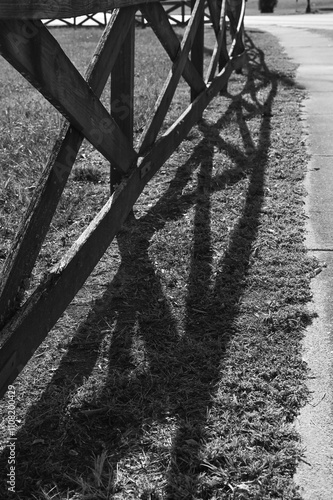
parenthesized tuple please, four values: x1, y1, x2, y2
(0, 0, 159, 19)
(41, 2, 212, 28)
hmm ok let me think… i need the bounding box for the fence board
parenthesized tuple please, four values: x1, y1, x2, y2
(207, 0, 220, 36)
(139, 61, 233, 180)
(0, 0, 157, 19)
(111, 12, 135, 192)
(139, 0, 205, 154)
(190, 0, 204, 101)
(0, 186, 139, 398)
(0, 8, 136, 328)
(206, 0, 228, 82)
(0, 19, 136, 173)
(140, 3, 205, 95)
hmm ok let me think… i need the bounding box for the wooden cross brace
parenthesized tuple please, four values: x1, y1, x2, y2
(0, 0, 246, 397)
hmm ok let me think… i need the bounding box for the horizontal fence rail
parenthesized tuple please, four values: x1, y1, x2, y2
(0, 0, 157, 19)
(0, 0, 246, 397)
(43, 11, 111, 27)
(42, 2, 213, 28)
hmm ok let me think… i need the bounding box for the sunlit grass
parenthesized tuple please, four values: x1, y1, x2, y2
(0, 24, 318, 500)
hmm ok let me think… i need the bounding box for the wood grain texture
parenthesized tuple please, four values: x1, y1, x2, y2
(140, 3, 205, 96)
(206, 0, 228, 82)
(111, 11, 135, 192)
(139, 61, 233, 182)
(0, 8, 136, 329)
(0, 0, 157, 20)
(138, 0, 205, 154)
(0, 182, 141, 396)
(0, 19, 136, 172)
(228, 0, 246, 59)
(190, 0, 204, 101)
(207, 0, 220, 37)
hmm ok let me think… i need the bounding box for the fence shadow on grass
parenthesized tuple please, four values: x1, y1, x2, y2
(165, 33, 279, 498)
(0, 32, 297, 499)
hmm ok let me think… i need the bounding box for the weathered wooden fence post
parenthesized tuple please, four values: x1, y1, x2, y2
(111, 9, 135, 193)
(191, 0, 204, 101)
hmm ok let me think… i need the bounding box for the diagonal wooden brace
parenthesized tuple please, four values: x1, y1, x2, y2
(138, 0, 206, 154)
(0, 19, 137, 173)
(206, 0, 228, 82)
(140, 2, 205, 97)
(0, 8, 137, 329)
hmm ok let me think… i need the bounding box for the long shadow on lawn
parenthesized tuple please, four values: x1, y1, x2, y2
(0, 33, 297, 499)
(165, 35, 279, 498)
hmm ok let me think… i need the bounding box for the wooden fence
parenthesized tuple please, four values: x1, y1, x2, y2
(43, 11, 110, 27)
(0, 0, 246, 398)
(137, 1, 212, 27)
(42, 1, 212, 28)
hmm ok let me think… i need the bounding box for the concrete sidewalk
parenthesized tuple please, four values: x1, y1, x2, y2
(245, 22, 333, 499)
(245, 13, 333, 30)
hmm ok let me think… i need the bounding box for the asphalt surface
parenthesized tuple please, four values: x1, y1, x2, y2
(245, 13, 333, 500)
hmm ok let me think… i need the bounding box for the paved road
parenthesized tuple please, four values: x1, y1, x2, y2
(244, 14, 333, 500)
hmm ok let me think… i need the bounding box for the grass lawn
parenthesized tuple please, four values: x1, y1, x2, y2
(0, 22, 319, 500)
